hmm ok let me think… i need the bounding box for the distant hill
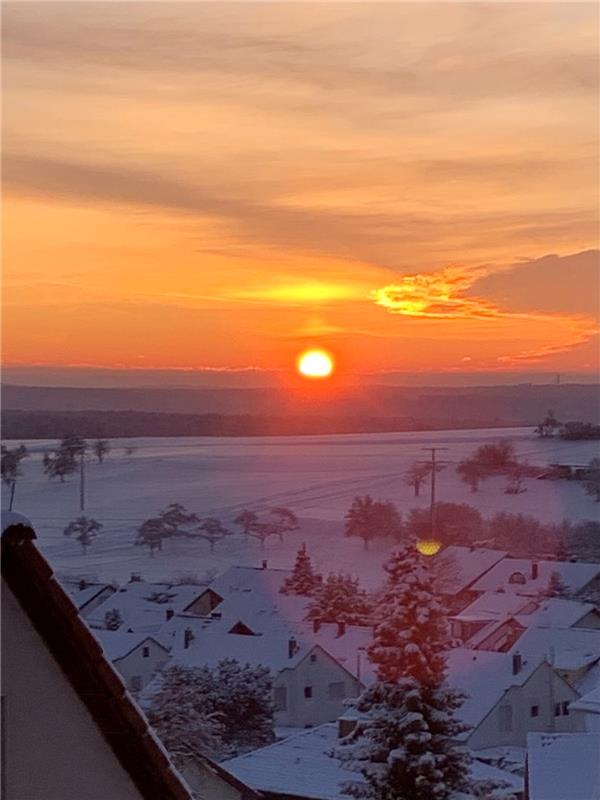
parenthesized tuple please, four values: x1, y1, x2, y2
(2, 383, 599, 439)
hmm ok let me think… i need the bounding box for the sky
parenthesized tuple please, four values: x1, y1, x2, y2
(2, 2, 599, 387)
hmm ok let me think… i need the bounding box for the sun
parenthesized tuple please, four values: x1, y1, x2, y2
(297, 349, 334, 379)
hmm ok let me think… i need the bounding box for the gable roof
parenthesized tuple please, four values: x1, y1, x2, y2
(1, 512, 192, 800)
(433, 546, 508, 594)
(471, 557, 600, 596)
(93, 629, 170, 662)
(510, 626, 600, 672)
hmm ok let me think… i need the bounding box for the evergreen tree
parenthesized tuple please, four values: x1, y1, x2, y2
(334, 543, 472, 800)
(63, 515, 103, 554)
(280, 544, 322, 596)
(307, 572, 372, 625)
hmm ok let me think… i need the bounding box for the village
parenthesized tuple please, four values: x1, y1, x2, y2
(3, 507, 599, 800)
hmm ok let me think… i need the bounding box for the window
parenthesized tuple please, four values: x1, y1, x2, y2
(508, 572, 526, 585)
(562, 702, 570, 716)
(142, 646, 150, 658)
(499, 704, 512, 732)
(273, 687, 287, 711)
(555, 702, 570, 717)
(310, 653, 317, 663)
(130, 675, 143, 692)
(530, 705, 539, 718)
(328, 682, 345, 700)
(304, 686, 313, 699)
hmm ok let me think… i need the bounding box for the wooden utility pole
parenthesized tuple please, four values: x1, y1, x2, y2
(9, 480, 16, 512)
(421, 447, 449, 539)
(79, 452, 85, 512)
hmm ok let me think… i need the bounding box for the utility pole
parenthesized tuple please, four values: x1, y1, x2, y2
(421, 447, 449, 539)
(79, 452, 85, 512)
(9, 480, 16, 512)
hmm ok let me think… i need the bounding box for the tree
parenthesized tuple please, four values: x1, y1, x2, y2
(456, 459, 486, 493)
(234, 509, 259, 538)
(146, 660, 275, 770)
(159, 503, 198, 536)
(405, 503, 484, 546)
(269, 507, 299, 541)
(334, 543, 472, 800)
(404, 463, 430, 498)
(195, 517, 232, 552)
(60, 435, 88, 459)
(43, 448, 78, 482)
(345, 495, 402, 551)
(471, 440, 516, 473)
(584, 458, 600, 502)
(1, 444, 28, 486)
(280, 544, 322, 596)
(104, 608, 123, 630)
(307, 573, 372, 626)
(535, 410, 561, 438)
(63, 515, 103, 554)
(504, 462, 529, 495)
(93, 438, 111, 463)
(135, 517, 171, 556)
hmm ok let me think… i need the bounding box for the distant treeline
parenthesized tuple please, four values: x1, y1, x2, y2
(560, 421, 600, 440)
(1, 410, 525, 440)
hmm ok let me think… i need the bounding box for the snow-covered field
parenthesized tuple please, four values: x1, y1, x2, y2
(3, 427, 598, 586)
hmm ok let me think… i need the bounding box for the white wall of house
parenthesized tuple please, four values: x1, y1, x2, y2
(467, 662, 585, 750)
(113, 639, 169, 693)
(1, 579, 144, 800)
(273, 647, 361, 728)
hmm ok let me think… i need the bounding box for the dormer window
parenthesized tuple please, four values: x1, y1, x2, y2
(508, 572, 526, 585)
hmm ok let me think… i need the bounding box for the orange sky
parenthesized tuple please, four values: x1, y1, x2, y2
(2, 2, 599, 382)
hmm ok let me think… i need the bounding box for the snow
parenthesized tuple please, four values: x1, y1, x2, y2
(3, 427, 598, 586)
(434, 547, 509, 594)
(570, 687, 600, 715)
(514, 598, 599, 629)
(510, 627, 600, 673)
(471, 558, 600, 596)
(93, 629, 168, 661)
(526, 732, 600, 800)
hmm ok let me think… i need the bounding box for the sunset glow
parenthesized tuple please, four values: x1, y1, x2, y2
(297, 350, 334, 380)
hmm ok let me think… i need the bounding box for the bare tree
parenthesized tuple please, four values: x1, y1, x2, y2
(404, 462, 430, 497)
(64, 516, 103, 554)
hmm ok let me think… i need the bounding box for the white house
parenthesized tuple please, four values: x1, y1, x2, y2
(470, 558, 600, 598)
(1, 511, 192, 800)
(446, 648, 585, 750)
(526, 732, 600, 800)
(93, 629, 170, 692)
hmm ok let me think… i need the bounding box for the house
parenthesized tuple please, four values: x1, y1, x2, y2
(60, 578, 117, 618)
(93, 629, 170, 692)
(87, 577, 209, 633)
(214, 722, 523, 800)
(570, 687, 600, 732)
(157, 621, 363, 728)
(1, 511, 192, 800)
(470, 558, 600, 598)
(526, 732, 600, 800)
(446, 648, 585, 750)
(433, 546, 508, 611)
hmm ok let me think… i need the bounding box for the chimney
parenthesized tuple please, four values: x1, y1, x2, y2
(312, 619, 321, 633)
(337, 621, 346, 638)
(129, 572, 142, 583)
(78, 579, 87, 591)
(183, 628, 194, 649)
(531, 561, 539, 580)
(512, 651, 522, 675)
(165, 608, 174, 621)
(262, 560, 268, 570)
(288, 636, 297, 659)
(338, 716, 358, 739)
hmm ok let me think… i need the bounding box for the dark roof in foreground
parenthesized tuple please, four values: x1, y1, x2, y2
(1, 511, 193, 800)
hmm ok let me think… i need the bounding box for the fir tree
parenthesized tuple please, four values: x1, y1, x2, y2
(307, 572, 372, 625)
(280, 544, 322, 596)
(334, 543, 472, 800)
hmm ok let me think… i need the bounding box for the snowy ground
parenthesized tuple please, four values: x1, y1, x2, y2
(3, 427, 598, 586)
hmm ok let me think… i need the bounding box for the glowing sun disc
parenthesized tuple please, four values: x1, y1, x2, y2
(297, 349, 334, 379)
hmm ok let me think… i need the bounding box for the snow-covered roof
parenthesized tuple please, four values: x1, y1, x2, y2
(510, 627, 600, 672)
(446, 648, 541, 735)
(223, 723, 359, 800)
(93, 629, 169, 661)
(61, 579, 115, 611)
(87, 580, 206, 633)
(222, 722, 524, 800)
(471, 558, 600, 596)
(527, 732, 600, 800)
(514, 598, 599, 629)
(1, 510, 34, 534)
(456, 592, 535, 621)
(570, 687, 600, 716)
(434, 546, 508, 594)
